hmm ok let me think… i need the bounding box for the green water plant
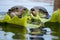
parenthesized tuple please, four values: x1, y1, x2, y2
(45, 9, 60, 31)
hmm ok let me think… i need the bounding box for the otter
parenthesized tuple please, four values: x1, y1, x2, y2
(7, 6, 27, 18)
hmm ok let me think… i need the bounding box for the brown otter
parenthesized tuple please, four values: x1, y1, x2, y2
(7, 6, 27, 18)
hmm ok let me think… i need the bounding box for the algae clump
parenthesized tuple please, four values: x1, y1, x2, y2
(0, 14, 27, 27)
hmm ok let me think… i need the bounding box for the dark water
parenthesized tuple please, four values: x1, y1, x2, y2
(0, 12, 59, 40)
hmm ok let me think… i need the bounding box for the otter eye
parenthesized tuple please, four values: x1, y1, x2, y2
(31, 8, 35, 11)
(16, 8, 18, 9)
(8, 9, 11, 11)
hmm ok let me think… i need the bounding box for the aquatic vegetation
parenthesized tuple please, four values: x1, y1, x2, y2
(48, 9, 60, 22)
(9, 16, 27, 27)
(0, 14, 27, 27)
(44, 9, 60, 39)
(0, 14, 11, 22)
(45, 9, 60, 31)
(0, 14, 27, 39)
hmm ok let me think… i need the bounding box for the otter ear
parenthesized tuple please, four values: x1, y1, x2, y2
(7, 9, 12, 13)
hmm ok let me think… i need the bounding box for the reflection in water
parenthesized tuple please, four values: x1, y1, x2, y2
(0, 23, 59, 40)
(43, 33, 58, 40)
(0, 23, 26, 40)
(45, 22, 60, 40)
(0, 31, 14, 40)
